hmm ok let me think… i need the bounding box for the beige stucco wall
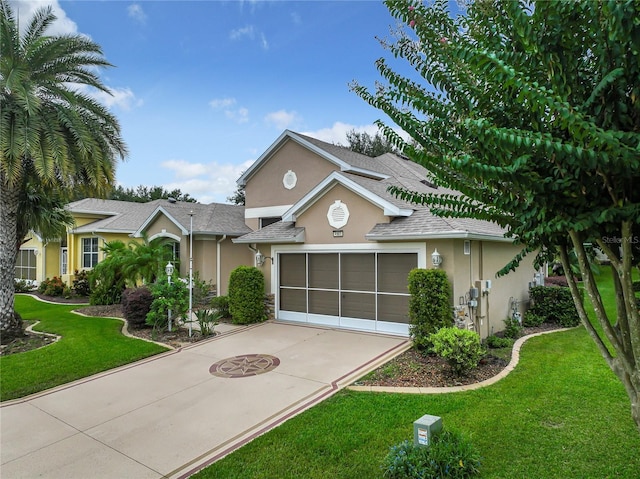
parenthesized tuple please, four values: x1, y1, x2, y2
(244, 139, 337, 209)
(219, 239, 255, 296)
(146, 215, 183, 238)
(295, 184, 388, 245)
(429, 238, 536, 338)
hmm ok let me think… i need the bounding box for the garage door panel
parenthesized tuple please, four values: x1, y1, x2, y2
(309, 290, 339, 315)
(341, 292, 375, 320)
(378, 294, 410, 324)
(309, 254, 338, 289)
(378, 253, 415, 294)
(341, 253, 375, 291)
(280, 288, 306, 313)
(280, 254, 306, 287)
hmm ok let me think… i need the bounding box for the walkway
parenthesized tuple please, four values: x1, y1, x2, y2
(0, 322, 408, 479)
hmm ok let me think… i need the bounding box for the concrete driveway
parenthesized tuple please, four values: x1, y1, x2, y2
(1, 321, 409, 479)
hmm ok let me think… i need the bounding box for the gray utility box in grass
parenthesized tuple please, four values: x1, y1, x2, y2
(414, 414, 443, 447)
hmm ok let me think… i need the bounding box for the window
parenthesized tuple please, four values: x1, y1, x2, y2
(61, 248, 68, 275)
(15, 249, 37, 280)
(164, 241, 180, 270)
(82, 238, 99, 268)
(260, 217, 280, 228)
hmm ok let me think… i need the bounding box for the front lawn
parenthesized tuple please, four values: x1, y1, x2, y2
(0, 295, 168, 401)
(194, 267, 640, 478)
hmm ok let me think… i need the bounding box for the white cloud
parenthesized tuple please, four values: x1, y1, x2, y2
(9, 0, 78, 36)
(161, 160, 209, 179)
(299, 122, 379, 146)
(75, 84, 141, 111)
(229, 24, 268, 50)
(210, 98, 249, 123)
(160, 159, 255, 204)
(230, 25, 254, 41)
(225, 107, 249, 124)
(127, 3, 147, 24)
(209, 97, 236, 109)
(265, 110, 301, 130)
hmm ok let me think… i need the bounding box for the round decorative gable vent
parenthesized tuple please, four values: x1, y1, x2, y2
(283, 170, 297, 190)
(327, 200, 349, 229)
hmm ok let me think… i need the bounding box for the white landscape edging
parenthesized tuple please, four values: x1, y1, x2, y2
(347, 328, 571, 394)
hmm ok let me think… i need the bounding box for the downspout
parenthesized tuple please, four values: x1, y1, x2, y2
(216, 235, 226, 296)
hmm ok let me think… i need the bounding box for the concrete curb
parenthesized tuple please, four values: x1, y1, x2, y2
(347, 328, 572, 394)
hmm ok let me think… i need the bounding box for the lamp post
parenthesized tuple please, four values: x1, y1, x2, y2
(188, 211, 194, 337)
(165, 262, 174, 332)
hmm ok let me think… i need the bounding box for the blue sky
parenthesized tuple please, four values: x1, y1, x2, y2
(12, 0, 413, 203)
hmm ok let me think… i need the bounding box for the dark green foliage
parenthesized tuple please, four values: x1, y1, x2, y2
(485, 335, 514, 349)
(146, 275, 189, 331)
(228, 266, 266, 325)
(522, 311, 545, 328)
(382, 430, 482, 479)
(71, 270, 91, 297)
(210, 295, 230, 318)
(38, 277, 65, 297)
(430, 327, 484, 376)
(107, 185, 196, 203)
(529, 286, 581, 328)
(344, 129, 398, 156)
(353, 0, 640, 429)
(408, 268, 452, 349)
(121, 287, 153, 328)
(502, 317, 523, 339)
(195, 309, 221, 337)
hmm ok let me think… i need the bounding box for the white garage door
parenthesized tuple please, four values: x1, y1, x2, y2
(277, 252, 416, 335)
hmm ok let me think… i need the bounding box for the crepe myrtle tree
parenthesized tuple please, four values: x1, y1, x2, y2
(0, 1, 127, 339)
(352, 0, 640, 430)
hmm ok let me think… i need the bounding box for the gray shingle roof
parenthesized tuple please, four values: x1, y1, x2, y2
(68, 198, 250, 236)
(233, 221, 304, 244)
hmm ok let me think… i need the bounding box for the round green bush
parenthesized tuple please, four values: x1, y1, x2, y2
(382, 429, 482, 479)
(429, 327, 484, 376)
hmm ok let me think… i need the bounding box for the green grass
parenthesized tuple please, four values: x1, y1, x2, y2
(0, 295, 168, 401)
(194, 267, 640, 479)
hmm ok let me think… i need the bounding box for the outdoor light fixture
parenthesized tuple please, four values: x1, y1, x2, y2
(431, 248, 442, 268)
(165, 262, 174, 277)
(165, 262, 174, 332)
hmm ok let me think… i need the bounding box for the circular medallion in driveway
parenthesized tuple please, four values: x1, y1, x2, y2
(209, 354, 280, 378)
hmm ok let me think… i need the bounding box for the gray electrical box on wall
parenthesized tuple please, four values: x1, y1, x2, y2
(413, 414, 443, 447)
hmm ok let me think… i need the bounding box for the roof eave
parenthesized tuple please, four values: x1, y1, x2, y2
(365, 231, 512, 242)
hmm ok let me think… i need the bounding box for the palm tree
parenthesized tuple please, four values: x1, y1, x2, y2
(0, 1, 127, 339)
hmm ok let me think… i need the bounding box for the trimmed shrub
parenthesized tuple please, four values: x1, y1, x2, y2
(502, 317, 523, 339)
(228, 266, 266, 325)
(485, 335, 513, 349)
(409, 268, 452, 349)
(529, 285, 581, 327)
(522, 311, 545, 327)
(210, 295, 230, 318)
(72, 269, 91, 297)
(430, 327, 484, 376)
(121, 287, 153, 328)
(382, 429, 482, 479)
(38, 276, 65, 297)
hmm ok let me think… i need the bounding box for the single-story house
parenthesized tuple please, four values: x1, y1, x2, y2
(17, 129, 539, 338)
